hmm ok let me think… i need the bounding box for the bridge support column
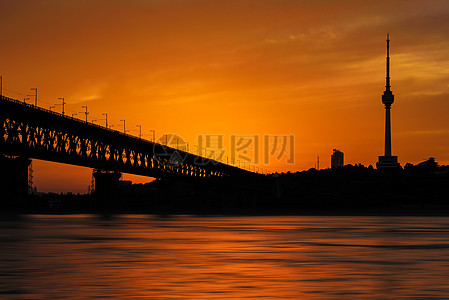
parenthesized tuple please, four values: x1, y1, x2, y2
(0, 155, 30, 209)
(93, 170, 121, 211)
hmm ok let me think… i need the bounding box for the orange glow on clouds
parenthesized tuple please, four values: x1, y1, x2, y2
(2, 0, 449, 192)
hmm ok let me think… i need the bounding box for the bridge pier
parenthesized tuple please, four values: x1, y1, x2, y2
(93, 170, 122, 211)
(0, 155, 30, 209)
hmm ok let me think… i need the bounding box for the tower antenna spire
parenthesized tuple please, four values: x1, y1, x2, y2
(386, 33, 391, 92)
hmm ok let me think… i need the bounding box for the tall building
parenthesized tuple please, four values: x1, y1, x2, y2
(377, 34, 400, 169)
(331, 149, 344, 169)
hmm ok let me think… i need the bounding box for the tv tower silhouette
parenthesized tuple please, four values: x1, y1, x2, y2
(377, 34, 400, 169)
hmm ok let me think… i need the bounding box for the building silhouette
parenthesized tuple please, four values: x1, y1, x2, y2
(331, 149, 344, 169)
(377, 34, 401, 169)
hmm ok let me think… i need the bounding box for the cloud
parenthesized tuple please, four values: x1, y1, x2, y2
(399, 129, 449, 136)
(69, 83, 108, 103)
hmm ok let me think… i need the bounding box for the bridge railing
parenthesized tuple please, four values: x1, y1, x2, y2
(1, 94, 126, 136)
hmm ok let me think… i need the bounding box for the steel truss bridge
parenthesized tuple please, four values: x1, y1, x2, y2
(0, 96, 255, 180)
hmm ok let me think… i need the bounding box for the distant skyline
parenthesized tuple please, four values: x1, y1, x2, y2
(1, 0, 449, 193)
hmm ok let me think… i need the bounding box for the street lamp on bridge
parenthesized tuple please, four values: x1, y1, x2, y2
(136, 125, 142, 139)
(81, 106, 88, 122)
(58, 98, 66, 115)
(29, 88, 37, 106)
(101, 113, 108, 128)
(120, 120, 126, 134)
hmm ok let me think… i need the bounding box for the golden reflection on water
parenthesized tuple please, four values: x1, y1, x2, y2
(1, 215, 449, 299)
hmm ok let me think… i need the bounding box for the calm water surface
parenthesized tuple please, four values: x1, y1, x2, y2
(1, 215, 449, 299)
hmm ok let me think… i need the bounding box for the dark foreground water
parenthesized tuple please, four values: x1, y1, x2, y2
(1, 215, 449, 299)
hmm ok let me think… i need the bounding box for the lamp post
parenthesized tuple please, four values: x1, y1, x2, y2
(81, 106, 88, 122)
(120, 120, 126, 133)
(149, 130, 155, 142)
(49, 105, 55, 111)
(161, 134, 169, 146)
(136, 125, 142, 139)
(30, 88, 37, 106)
(58, 98, 66, 115)
(102, 113, 108, 128)
(71, 113, 77, 118)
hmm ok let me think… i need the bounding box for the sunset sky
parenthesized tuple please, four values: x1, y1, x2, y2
(1, 0, 449, 193)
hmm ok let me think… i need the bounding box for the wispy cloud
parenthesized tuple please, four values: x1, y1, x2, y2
(69, 83, 108, 103)
(399, 129, 449, 136)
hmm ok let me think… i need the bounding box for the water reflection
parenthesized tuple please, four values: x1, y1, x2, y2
(1, 215, 449, 299)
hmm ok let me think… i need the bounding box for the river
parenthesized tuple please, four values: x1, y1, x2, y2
(1, 215, 449, 299)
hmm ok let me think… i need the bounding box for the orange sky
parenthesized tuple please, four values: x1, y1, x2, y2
(1, 0, 449, 193)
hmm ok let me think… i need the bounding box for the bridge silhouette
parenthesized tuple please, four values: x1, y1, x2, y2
(0, 95, 271, 208)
